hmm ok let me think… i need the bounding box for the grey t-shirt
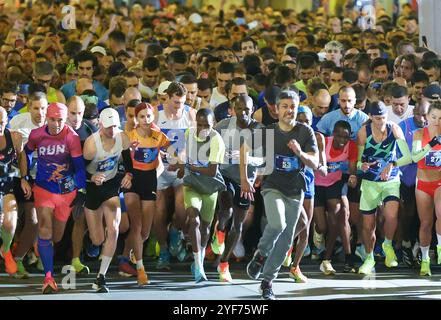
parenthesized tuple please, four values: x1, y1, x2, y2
(262, 122, 318, 197)
(215, 117, 265, 184)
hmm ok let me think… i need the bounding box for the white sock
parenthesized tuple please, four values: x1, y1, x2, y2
(421, 245, 430, 261)
(136, 259, 144, 270)
(402, 241, 411, 249)
(99, 256, 112, 276)
(193, 252, 202, 269)
(201, 246, 206, 264)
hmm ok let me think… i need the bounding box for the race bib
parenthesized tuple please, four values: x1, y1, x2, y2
(96, 156, 118, 172)
(327, 161, 349, 173)
(275, 155, 299, 172)
(425, 151, 441, 167)
(134, 147, 158, 164)
(58, 175, 75, 194)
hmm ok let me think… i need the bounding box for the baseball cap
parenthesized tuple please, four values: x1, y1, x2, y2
(189, 13, 202, 25)
(423, 84, 441, 100)
(91, 46, 107, 56)
(369, 101, 388, 116)
(99, 107, 120, 128)
(157, 81, 171, 95)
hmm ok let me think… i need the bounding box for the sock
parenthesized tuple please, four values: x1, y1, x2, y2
(1, 226, 13, 253)
(99, 256, 112, 276)
(118, 255, 129, 264)
(366, 252, 374, 260)
(136, 259, 143, 270)
(201, 246, 206, 264)
(193, 251, 202, 269)
(72, 257, 81, 265)
(402, 241, 412, 249)
(383, 238, 392, 246)
(421, 245, 430, 261)
(37, 238, 54, 277)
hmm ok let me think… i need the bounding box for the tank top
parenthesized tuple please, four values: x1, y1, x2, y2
(315, 136, 350, 187)
(0, 129, 17, 177)
(156, 105, 192, 164)
(418, 127, 441, 170)
(261, 105, 278, 126)
(361, 123, 399, 182)
(86, 131, 123, 181)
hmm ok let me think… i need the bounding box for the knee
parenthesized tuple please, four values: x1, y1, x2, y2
(189, 214, 200, 230)
(90, 233, 105, 246)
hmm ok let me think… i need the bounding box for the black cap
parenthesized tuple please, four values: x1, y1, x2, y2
(423, 84, 441, 100)
(369, 101, 388, 116)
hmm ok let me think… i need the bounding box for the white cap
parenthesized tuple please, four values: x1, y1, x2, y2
(91, 46, 107, 56)
(157, 81, 171, 95)
(99, 108, 120, 128)
(189, 13, 202, 24)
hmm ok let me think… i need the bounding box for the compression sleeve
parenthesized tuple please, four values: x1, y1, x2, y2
(396, 138, 412, 166)
(412, 139, 432, 163)
(72, 156, 86, 189)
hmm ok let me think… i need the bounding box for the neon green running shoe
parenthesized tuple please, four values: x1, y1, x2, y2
(211, 222, 225, 256)
(382, 243, 398, 268)
(71, 257, 90, 274)
(420, 258, 432, 276)
(358, 256, 376, 275)
(14, 260, 29, 279)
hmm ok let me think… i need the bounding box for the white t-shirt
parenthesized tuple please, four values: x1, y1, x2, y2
(209, 87, 228, 107)
(138, 81, 156, 99)
(9, 112, 40, 145)
(387, 105, 415, 124)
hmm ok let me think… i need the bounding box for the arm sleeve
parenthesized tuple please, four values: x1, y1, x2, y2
(412, 139, 432, 163)
(396, 138, 412, 166)
(356, 144, 365, 170)
(72, 156, 86, 189)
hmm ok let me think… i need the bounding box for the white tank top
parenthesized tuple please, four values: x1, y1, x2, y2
(87, 131, 123, 181)
(157, 105, 193, 164)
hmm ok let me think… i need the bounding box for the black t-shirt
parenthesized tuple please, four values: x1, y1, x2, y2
(262, 122, 318, 197)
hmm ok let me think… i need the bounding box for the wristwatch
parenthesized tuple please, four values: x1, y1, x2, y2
(21, 175, 31, 182)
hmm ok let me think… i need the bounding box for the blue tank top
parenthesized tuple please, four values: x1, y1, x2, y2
(361, 123, 399, 182)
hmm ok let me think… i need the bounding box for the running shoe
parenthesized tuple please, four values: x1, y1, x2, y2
(420, 258, 431, 276)
(343, 256, 357, 273)
(355, 244, 367, 262)
(217, 262, 233, 283)
(289, 266, 308, 283)
(313, 229, 325, 250)
(303, 244, 311, 258)
(233, 238, 245, 259)
(71, 257, 90, 274)
(311, 245, 325, 260)
(137, 266, 149, 286)
(1, 250, 17, 275)
(211, 222, 226, 256)
(85, 242, 100, 258)
(14, 259, 29, 279)
(246, 250, 266, 280)
(402, 247, 414, 267)
(358, 256, 376, 275)
(282, 247, 293, 267)
(169, 229, 183, 257)
(118, 257, 137, 277)
(260, 281, 276, 300)
(382, 243, 398, 268)
(42, 272, 58, 294)
(156, 249, 171, 270)
(27, 251, 38, 266)
(374, 242, 385, 258)
(320, 260, 336, 275)
(191, 262, 208, 283)
(92, 274, 109, 293)
(176, 245, 189, 262)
